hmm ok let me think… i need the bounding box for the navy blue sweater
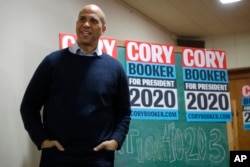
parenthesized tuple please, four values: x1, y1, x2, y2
(20, 48, 131, 161)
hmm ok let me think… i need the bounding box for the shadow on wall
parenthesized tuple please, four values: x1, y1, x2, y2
(22, 141, 40, 167)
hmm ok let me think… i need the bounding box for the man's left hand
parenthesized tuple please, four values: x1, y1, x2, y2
(93, 139, 118, 151)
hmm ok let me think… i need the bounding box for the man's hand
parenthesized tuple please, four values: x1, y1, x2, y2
(93, 139, 118, 151)
(41, 139, 65, 151)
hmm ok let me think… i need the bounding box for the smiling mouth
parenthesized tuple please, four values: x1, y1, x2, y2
(81, 30, 91, 36)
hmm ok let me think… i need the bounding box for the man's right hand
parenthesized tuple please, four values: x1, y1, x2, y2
(41, 139, 65, 151)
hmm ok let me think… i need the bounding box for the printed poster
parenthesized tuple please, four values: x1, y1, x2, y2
(125, 40, 178, 120)
(182, 48, 232, 122)
(241, 84, 250, 130)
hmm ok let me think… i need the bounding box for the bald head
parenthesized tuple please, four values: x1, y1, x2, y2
(79, 4, 106, 25)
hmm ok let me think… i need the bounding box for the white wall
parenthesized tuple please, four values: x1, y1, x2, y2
(1, 0, 250, 166)
(205, 32, 250, 69)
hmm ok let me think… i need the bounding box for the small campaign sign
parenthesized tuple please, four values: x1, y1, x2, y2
(181, 47, 232, 122)
(230, 151, 250, 167)
(241, 84, 250, 130)
(125, 40, 178, 120)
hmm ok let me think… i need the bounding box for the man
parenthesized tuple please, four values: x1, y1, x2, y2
(20, 4, 131, 167)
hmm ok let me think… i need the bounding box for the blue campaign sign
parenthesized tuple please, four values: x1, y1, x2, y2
(125, 40, 178, 121)
(182, 48, 231, 122)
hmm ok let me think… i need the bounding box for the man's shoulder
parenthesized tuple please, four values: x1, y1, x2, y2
(101, 52, 119, 62)
(48, 48, 69, 57)
(101, 53, 123, 66)
(45, 48, 69, 60)
(40, 48, 70, 67)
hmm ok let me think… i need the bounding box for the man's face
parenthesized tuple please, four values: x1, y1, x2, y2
(76, 6, 106, 48)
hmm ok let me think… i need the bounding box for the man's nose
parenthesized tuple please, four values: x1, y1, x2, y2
(83, 21, 90, 27)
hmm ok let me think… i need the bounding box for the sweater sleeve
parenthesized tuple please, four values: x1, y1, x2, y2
(111, 66, 131, 150)
(20, 56, 50, 149)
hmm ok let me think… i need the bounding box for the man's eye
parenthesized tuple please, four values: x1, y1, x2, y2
(79, 17, 86, 22)
(91, 19, 98, 24)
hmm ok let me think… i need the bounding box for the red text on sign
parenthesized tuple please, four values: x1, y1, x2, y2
(182, 48, 226, 69)
(126, 40, 175, 64)
(242, 85, 250, 97)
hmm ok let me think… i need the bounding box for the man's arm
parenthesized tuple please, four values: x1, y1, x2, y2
(110, 67, 132, 150)
(20, 57, 50, 149)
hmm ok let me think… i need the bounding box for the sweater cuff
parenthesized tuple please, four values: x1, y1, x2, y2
(111, 135, 124, 150)
(29, 131, 48, 150)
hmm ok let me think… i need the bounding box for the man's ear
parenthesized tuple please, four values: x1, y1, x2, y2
(102, 25, 107, 34)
